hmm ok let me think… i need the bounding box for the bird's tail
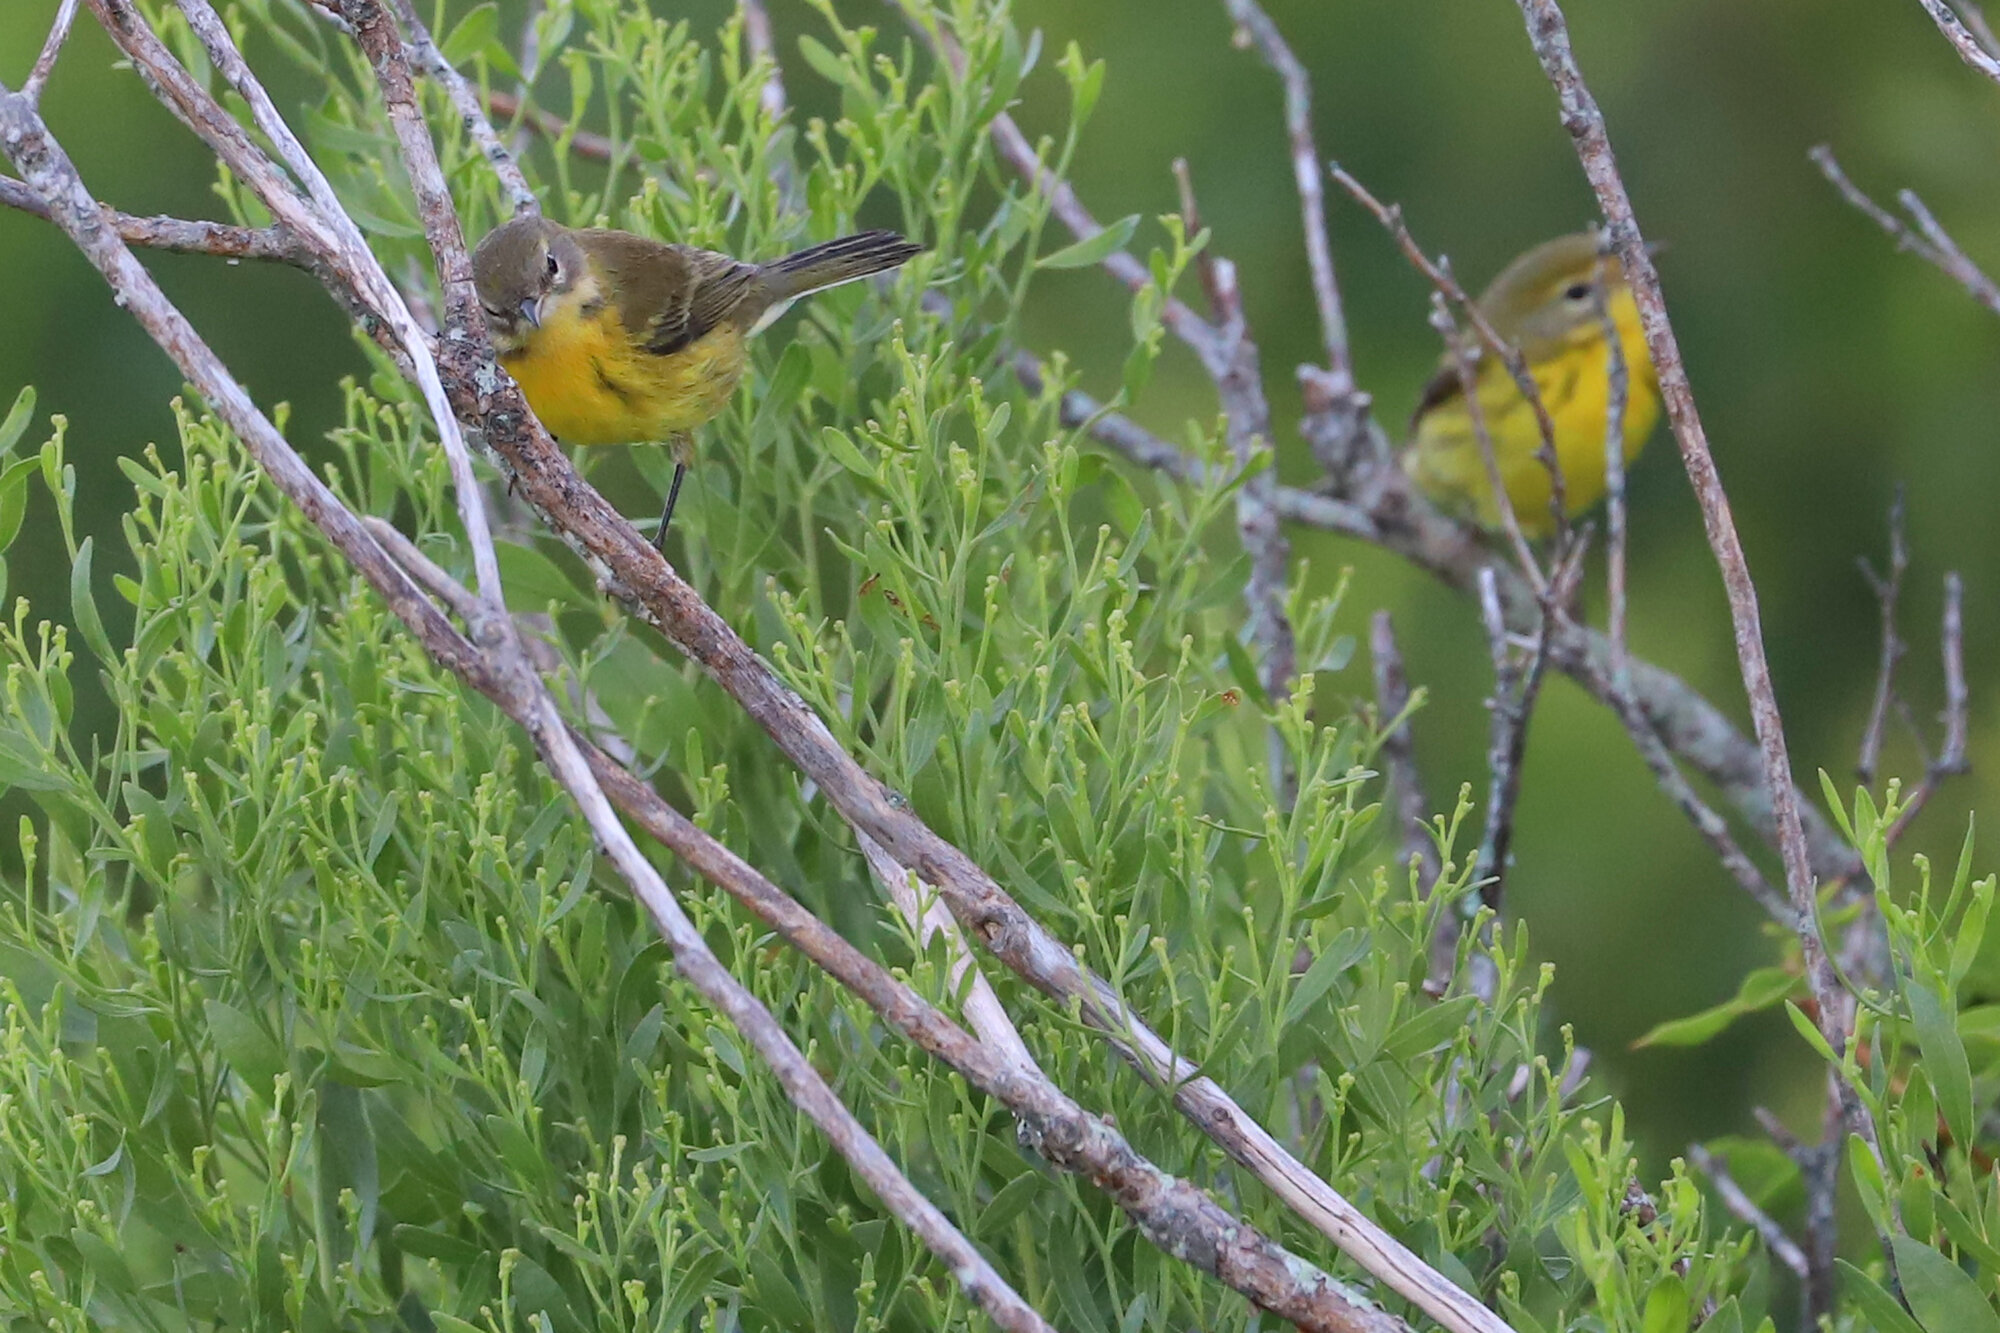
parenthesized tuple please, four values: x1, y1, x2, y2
(760, 230, 925, 304)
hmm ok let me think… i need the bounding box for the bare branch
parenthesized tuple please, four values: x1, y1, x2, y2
(1511, 0, 1876, 1156)
(1917, 0, 2000, 83)
(1689, 1144, 1809, 1280)
(23, 0, 81, 105)
(1811, 145, 2000, 319)
(1856, 488, 1909, 786)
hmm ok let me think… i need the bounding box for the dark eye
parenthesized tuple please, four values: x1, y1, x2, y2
(1564, 282, 1592, 301)
(545, 252, 561, 281)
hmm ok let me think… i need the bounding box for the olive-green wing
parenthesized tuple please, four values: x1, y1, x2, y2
(574, 230, 769, 357)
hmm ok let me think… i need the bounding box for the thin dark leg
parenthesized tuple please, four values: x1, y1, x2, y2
(653, 462, 687, 552)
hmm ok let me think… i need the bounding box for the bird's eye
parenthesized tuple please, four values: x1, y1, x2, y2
(545, 252, 561, 281)
(1564, 281, 1592, 302)
(481, 303, 506, 320)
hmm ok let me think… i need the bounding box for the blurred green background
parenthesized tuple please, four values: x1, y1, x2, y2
(4, 0, 1998, 1172)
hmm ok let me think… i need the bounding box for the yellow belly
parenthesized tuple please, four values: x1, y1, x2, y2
(1406, 321, 1659, 537)
(501, 309, 748, 449)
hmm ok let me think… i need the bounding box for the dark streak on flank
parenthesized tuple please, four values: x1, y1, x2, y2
(590, 356, 637, 408)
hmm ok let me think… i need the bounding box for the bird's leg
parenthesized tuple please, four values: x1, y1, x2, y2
(653, 432, 694, 552)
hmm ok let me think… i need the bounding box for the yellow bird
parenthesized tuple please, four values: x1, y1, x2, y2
(471, 214, 924, 545)
(1403, 233, 1660, 536)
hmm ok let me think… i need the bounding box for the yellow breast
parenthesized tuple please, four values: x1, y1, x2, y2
(501, 294, 750, 449)
(1406, 293, 1660, 536)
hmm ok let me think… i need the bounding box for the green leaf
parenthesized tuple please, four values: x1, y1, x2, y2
(753, 342, 813, 440)
(796, 35, 852, 87)
(439, 3, 499, 66)
(496, 540, 585, 612)
(509, 1254, 585, 1333)
(1382, 995, 1479, 1062)
(1283, 929, 1366, 1025)
(1908, 979, 1974, 1150)
(976, 1170, 1045, 1239)
(1782, 1000, 1839, 1064)
(1892, 1233, 2000, 1333)
(392, 1225, 487, 1265)
(1641, 1273, 1689, 1333)
(1701, 1297, 1744, 1333)
(1036, 215, 1140, 270)
(0, 385, 33, 457)
(1936, 1193, 2000, 1274)
(1835, 1264, 1924, 1333)
(1635, 966, 1802, 1048)
(819, 425, 876, 478)
(205, 999, 286, 1096)
(70, 537, 116, 664)
(1848, 1134, 1893, 1239)
(0, 456, 38, 554)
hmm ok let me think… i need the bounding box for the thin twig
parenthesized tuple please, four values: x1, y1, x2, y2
(1882, 570, 1972, 845)
(1471, 568, 1553, 922)
(1688, 1144, 1809, 1279)
(1811, 145, 2000, 319)
(1856, 488, 1909, 786)
(485, 88, 619, 162)
(1370, 613, 1454, 997)
(385, 0, 538, 215)
(0, 174, 294, 258)
(1218, 0, 1353, 389)
(1603, 682, 1788, 919)
(1175, 158, 1297, 803)
(1512, 0, 1877, 1159)
(1429, 294, 1546, 594)
(1917, 0, 2000, 82)
(1594, 247, 1632, 674)
(23, 0, 81, 105)
(1328, 165, 1570, 536)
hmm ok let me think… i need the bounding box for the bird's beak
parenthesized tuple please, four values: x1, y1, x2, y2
(517, 297, 542, 329)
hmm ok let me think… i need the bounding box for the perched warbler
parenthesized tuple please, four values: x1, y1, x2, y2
(1403, 232, 1660, 536)
(471, 214, 924, 545)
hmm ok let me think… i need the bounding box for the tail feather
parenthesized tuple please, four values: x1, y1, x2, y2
(761, 230, 925, 301)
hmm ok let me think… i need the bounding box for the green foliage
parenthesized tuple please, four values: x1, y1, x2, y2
(0, 4, 1760, 1331)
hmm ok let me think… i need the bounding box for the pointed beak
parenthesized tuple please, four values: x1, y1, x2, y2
(517, 297, 542, 330)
